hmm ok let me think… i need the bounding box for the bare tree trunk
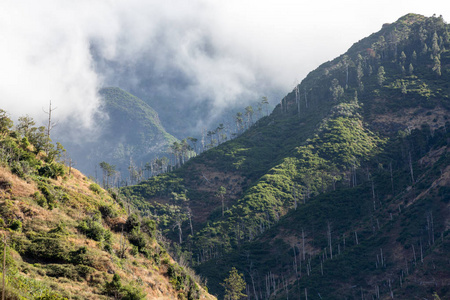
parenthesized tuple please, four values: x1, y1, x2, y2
(302, 229, 306, 261)
(430, 211, 435, 245)
(408, 151, 415, 184)
(380, 248, 384, 267)
(2, 234, 6, 300)
(188, 210, 194, 236)
(389, 161, 394, 193)
(420, 238, 423, 263)
(327, 222, 333, 259)
(293, 246, 298, 277)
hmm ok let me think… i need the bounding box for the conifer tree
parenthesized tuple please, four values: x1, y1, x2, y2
(431, 32, 440, 55)
(377, 66, 386, 86)
(221, 267, 247, 300)
(432, 55, 441, 77)
(409, 63, 414, 75)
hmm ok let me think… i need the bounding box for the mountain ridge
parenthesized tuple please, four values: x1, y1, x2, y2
(121, 13, 450, 299)
(61, 87, 178, 182)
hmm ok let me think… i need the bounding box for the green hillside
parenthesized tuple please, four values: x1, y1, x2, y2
(0, 112, 214, 299)
(121, 14, 450, 299)
(64, 87, 177, 183)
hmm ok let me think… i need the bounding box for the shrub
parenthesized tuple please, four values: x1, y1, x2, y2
(38, 163, 64, 179)
(89, 183, 102, 194)
(70, 246, 93, 266)
(104, 274, 146, 300)
(38, 183, 56, 209)
(104, 274, 122, 298)
(99, 205, 118, 219)
(125, 214, 140, 232)
(121, 284, 146, 300)
(77, 218, 110, 242)
(9, 219, 22, 231)
(128, 228, 147, 252)
(33, 191, 47, 207)
(25, 236, 70, 262)
(45, 264, 78, 279)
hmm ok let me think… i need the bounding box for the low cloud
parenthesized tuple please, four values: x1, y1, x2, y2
(1, 0, 448, 137)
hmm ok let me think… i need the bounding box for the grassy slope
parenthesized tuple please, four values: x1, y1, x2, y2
(0, 122, 214, 299)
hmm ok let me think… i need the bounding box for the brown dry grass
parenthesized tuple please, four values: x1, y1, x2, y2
(0, 166, 37, 198)
(0, 162, 216, 299)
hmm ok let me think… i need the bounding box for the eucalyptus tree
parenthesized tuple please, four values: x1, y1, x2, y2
(0, 109, 12, 137)
(330, 79, 344, 102)
(235, 112, 244, 134)
(216, 124, 225, 144)
(187, 137, 198, 154)
(261, 96, 269, 116)
(377, 66, 386, 86)
(99, 161, 116, 188)
(245, 106, 254, 128)
(216, 186, 227, 217)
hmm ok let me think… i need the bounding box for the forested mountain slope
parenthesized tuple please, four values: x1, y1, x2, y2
(63, 87, 177, 182)
(121, 14, 450, 299)
(0, 112, 214, 299)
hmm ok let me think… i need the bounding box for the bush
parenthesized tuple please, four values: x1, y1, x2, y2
(128, 228, 147, 252)
(125, 214, 140, 232)
(99, 205, 118, 219)
(77, 218, 110, 242)
(9, 219, 22, 231)
(37, 183, 56, 209)
(33, 191, 47, 207)
(25, 236, 70, 262)
(89, 183, 102, 194)
(104, 274, 146, 300)
(121, 284, 146, 300)
(38, 163, 64, 179)
(70, 246, 93, 266)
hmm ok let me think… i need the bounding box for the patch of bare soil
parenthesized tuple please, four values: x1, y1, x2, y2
(369, 105, 448, 134)
(182, 163, 249, 223)
(271, 228, 321, 257)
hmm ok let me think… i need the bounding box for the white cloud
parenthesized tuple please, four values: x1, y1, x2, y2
(1, 0, 448, 135)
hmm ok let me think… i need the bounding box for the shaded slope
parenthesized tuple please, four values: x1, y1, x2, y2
(64, 87, 177, 180)
(195, 125, 450, 299)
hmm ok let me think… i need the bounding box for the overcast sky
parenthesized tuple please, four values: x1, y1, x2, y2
(1, 0, 449, 134)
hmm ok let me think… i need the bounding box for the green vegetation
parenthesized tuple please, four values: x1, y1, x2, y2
(62, 87, 179, 185)
(122, 13, 450, 299)
(221, 267, 246, 300)
(0, 114, 213, 299)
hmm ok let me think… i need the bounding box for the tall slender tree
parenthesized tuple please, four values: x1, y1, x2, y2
(261, 96, 269, 116)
